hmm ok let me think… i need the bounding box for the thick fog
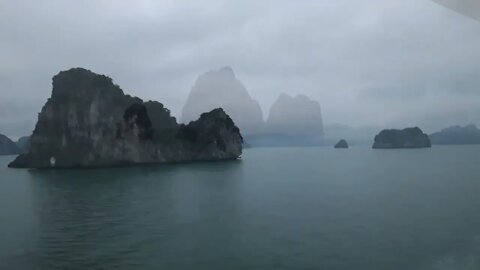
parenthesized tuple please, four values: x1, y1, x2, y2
(1, 0, 480, 138)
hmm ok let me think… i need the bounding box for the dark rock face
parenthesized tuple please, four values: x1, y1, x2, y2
(177, 108, 242, 160)
(430, 124, 480, 145)
(334, 139, 349, 149)
(266, 94, 324, 136)
(0, 134, 21, 155)
(9, 68, 243, 169)
(372, 127, 431, 149)
(15, 136, 31, 153)
(181, 67, 264, 135)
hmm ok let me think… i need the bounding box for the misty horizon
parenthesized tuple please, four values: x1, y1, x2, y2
(2, 0, 480, 139)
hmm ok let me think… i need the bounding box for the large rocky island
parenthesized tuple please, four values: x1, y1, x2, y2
(372, 127, 431, 149)
(9, 68, 243, 169)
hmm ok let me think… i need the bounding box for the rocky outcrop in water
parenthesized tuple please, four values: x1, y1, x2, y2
(372, 127, 431, 149)
(0, 133, 21, 155)
(430, 124, 480, 145)
(9, 68, 243, 168)
(181, 67, 264, 135)
(334, 139, 349, 149)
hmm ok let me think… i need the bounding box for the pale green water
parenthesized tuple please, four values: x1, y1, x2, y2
(1, 146, 480, 270)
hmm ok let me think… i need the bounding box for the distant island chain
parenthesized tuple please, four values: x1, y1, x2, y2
(2, 67, 480, 168)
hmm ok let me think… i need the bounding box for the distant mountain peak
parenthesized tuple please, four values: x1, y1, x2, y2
(182, 67, 264, 135)
(430, 124, 480, 145)
(266, 93, 324, 136)
(277, 93, 314, 102)
(218, 66, 234, 76)
(201, 66, 236, 80)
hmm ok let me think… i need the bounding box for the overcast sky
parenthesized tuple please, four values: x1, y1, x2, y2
(1, 0, 480, 138)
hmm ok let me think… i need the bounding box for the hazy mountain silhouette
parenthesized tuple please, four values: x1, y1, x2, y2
(15, 136, 31, 153)
(266, 93, 323, 135)
(182, 67, 327, 146)
(0, 133, 21, 155)
(245, 94, 324, 147)
(181, 67, 264, 135)
(430, 124, 480, 145)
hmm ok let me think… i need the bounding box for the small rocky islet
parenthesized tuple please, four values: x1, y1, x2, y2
(8, 68, 243, 169)
(334, 139, 349, 149)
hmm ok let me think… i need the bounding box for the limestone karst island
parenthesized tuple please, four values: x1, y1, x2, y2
(8, 68, 243, 169)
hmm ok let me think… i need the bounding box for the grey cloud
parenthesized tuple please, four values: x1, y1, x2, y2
(358, 85, 428, 101)
(1, 0, 480, 138)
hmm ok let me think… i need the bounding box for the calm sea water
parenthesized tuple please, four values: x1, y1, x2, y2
(1, 146, 480, 270)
